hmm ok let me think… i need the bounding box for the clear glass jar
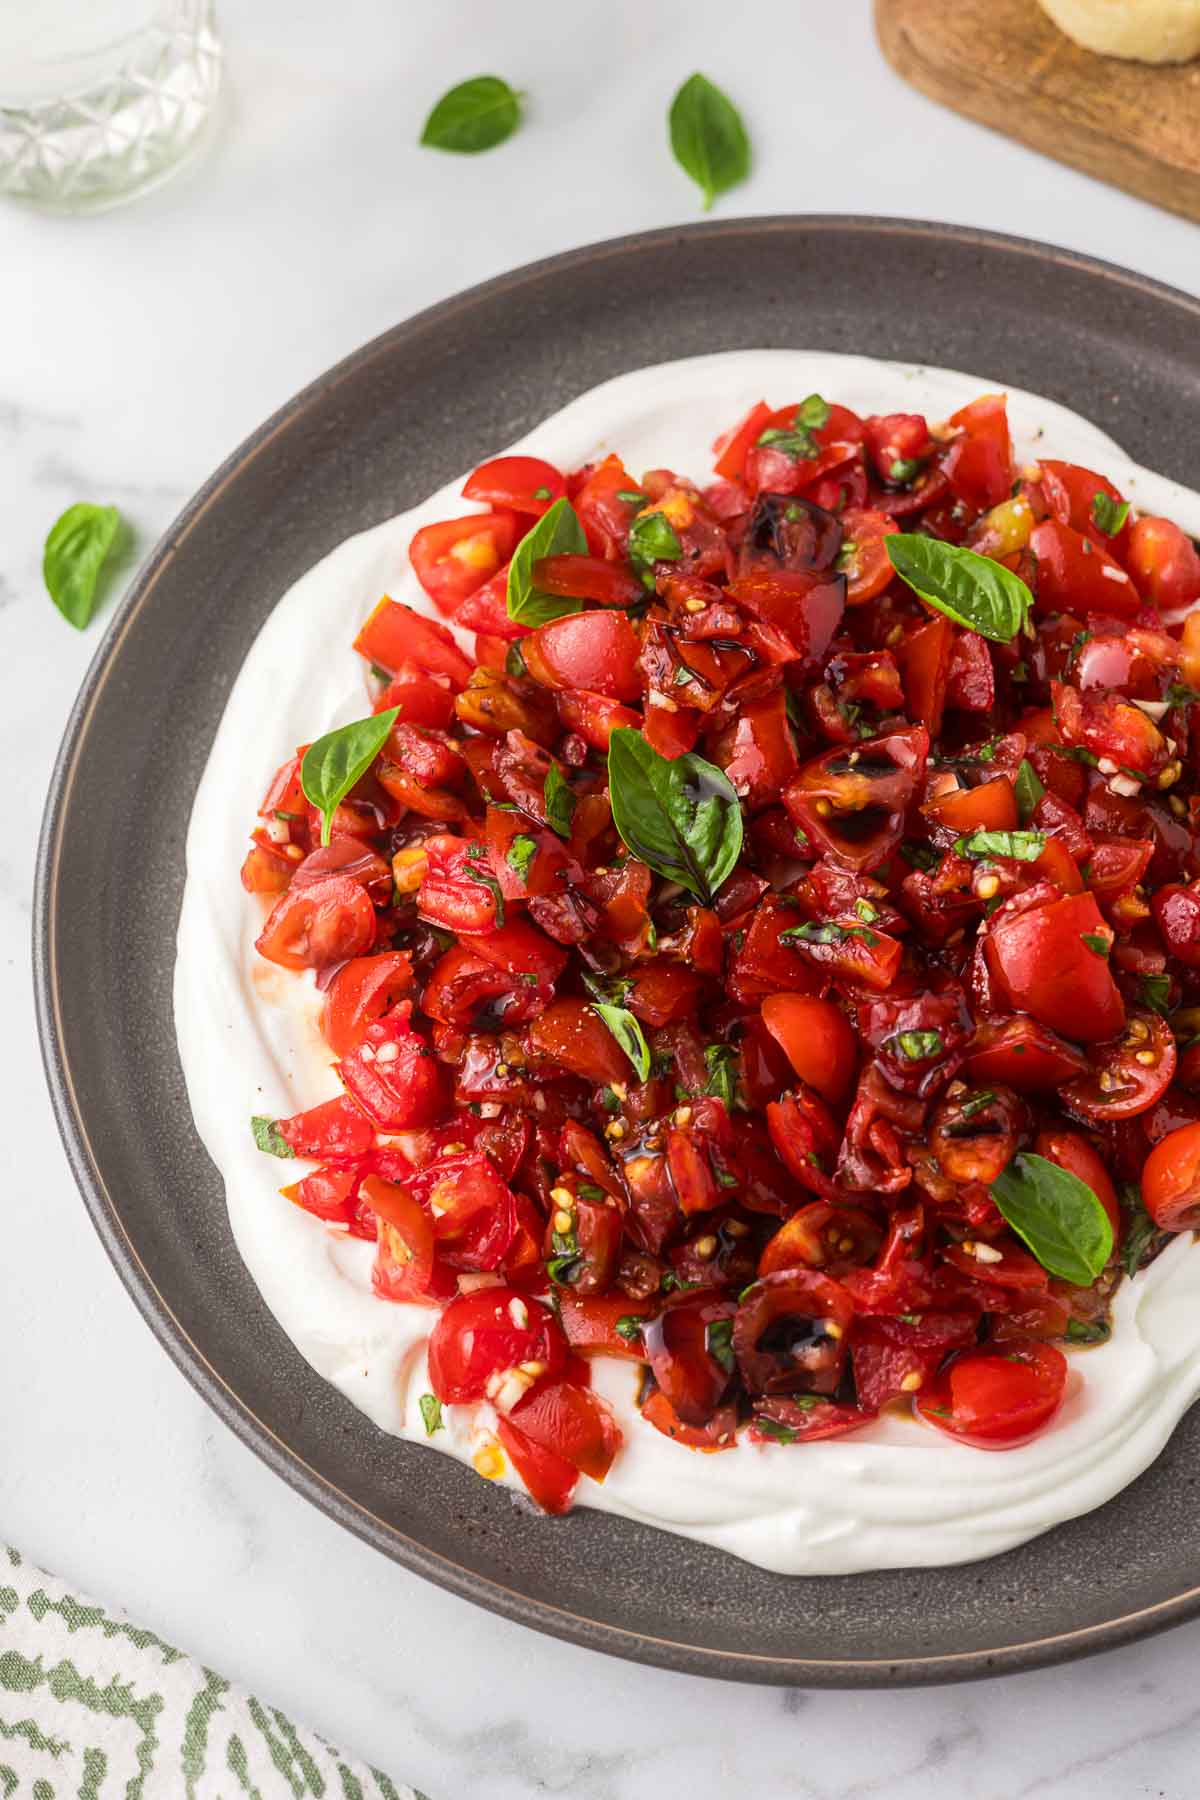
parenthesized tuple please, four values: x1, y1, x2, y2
(0, 0, 223, 212)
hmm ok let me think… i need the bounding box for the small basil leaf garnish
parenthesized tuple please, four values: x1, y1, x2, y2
(1140, 972, 1172, 1015)
(543, 762, 576, 839)
(507, 497, 588, 626)
(591, 1002, 652, 1082)
(251, 1116, 294, 1159)
(418, 1393, 444, 1436)
(44, 502, 123, 629)
(954, 828, 1046, 863)
(614, 1315, 644, 1342)
(301, 706, 399, 846)
(891, 1029, 943, 1061)
(1013, 758, 1045, 824)
(628, 509, 683, 583)
(420, 75, 522, 153)
(705, 1317, 735, 1373)
(990, 1152, 1113, 1285)
(1091, 492, 1130, 537)
(704, 1042, 739, 1109)
(607, 728, 743, 904)
(668, 71, 751, 211)
(506, 834, 537, 882)
(887, 535, 1033, 643)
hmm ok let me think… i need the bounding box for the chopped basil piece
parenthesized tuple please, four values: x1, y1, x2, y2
(616, 489, 648, 506)
(1091, 492, 1130, 537)
(463, 862, 506, 925)
(1140, 972, 1172, 1015)
(888, 456, 922, 483)
(1013, 758, 1045, 824)
(900, 840, 938, 872)
(991, 1152, 1113, 1285)
(780, 920, 879, 949)
(532, 485, 552, 500)
(543, 762, 576, 839)
(628, 509, 683, 579)
(796, 393, 831, 430)
(704, 1042, 739, 1110)
(506, 834, 537, 881)
(1121, 1184, 1165, 1277)
(1080, 932, 1110, 957)
(705, 1317, 735, 1373)
(954, 828, 1046, 863)
(592, 1002, 652, 1082)
(1167, 683, 1200, 706)
(418, 1393, 444, 1436)
(1065, 1317, 1111, 1345)
(251, 1116, 294, 1159)
(614, 1315, 644, 1342)
(959, 1090, 996, 1120)
(578, 1183, 607, 1201)
(755, 424, 818, 462)
(854, 898, 879, 923)
(892, 1029, 944, 1061)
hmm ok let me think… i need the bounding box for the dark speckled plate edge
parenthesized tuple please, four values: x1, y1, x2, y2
(33, 216, 1200, 1686)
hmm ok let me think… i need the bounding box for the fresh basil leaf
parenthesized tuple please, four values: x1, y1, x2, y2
(44, 502, 122, 629)
(420, 75, 522, 153)
(591, 1002, 652, 1082)
(506, 834, 537, 882)
(251, 1116, 294, 1159)
(1013, 758, 1045, 824)
(507, 498, 588, 626)
(706, 1317, 735, 1373)
(418, 1393, 444, 1436)
(1140, 972, 1172, 1015)
(1091, 492, 1130, 537)
(614, 1315, 644, 1343)
(954, 828, 1046, 862)
(990, 1152, 1113, 1285)
(886, 535, 1033, 643)
(543, 762, 576, 839)
(891, 1029, 943, 1061)
(607, 728, 743, 904)
(301, 706, 399, 846)
(628, 509, 683, 582)
(1080, 932, 1110, 957)
(668, 71, 750, 211)
(704, 1042, 738, 1109)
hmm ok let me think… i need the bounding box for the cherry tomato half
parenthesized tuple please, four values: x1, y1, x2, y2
(255, 875, 376, 972)
(760, 994, 858, 1103)
(1143, 1122, 1200, 1231)
(426, 1288, 567, 1405)
(915, 1339, 1068, 1448)
(1061, 1011, 1177, 1123)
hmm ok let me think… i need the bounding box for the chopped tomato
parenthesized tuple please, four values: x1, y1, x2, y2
(339, 1015, 449, 1129)
(322, 952, 413, 1057)
(409, 513, 522, 616)
(985, 891, 1125, 1043)
(462, 454, 565, 516)
(915, 1340, 1067, 1448)
(255, 876, 376, 971)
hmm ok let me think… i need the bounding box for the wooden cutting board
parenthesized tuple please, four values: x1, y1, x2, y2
(875, 0, 1200, 223)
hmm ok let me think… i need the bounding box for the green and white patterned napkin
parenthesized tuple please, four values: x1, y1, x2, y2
(0, 1546, 425, 1798)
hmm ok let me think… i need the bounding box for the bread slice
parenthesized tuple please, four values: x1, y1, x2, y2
(1039, 0, 1200, 61)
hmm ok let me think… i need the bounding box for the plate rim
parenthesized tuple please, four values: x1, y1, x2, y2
(33, 214, 1200, 1687)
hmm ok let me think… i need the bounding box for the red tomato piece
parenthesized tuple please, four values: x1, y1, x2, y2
(748, 1396, 874, 1444)
(760, 994, 858, 1103)
(368, 1177, 442, 1303)
(353, 598, 475, 687)
(965, 1016, 1088, 1091)
(409, 514, 522, 616)
(321, 952, 413, 1057)
(942, 393, 1013, 513)
(520, 610, 642, 701)
(530, 554, 644, 608)
(1060, 1011, 1177, 1122)
(495, 1415, 578, 1513)
(915, 1340, 1068, 1448)
(1029, 519, 1140, 618)
(462, 455, 565, 516)
(1034, 1126, 1122, 1242)
(427, 1288, 567, 1404)
(527, 998, 634, 1087)
(985, 891, 1125, 1043)
(507, 1378, 622, 1482)
(276, 1094, 376, 1164)
(1143, 1122, 1200, 1231)
(1127, 515, 1200, 612)
(255, 875, 376, 972)
(339, 1015, 449, 1129)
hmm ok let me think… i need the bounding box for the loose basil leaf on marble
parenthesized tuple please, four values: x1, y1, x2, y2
(954, 828, 1046, 863)
(607, 728, 743, 903)
(420, 75, 522, 153)
(886, 535, 1033, 643)
(1013, 758, 1045, 824)
(1091, 492, 1130, 537)
(543, 762, 576, 839)
(418, 1394, 444, 1436)
(44, 502, 122, 629)
(668, 72, 750, 210)
(990, 1152, 1113, 1285)
(251, 1116, 294, 1159)
(592, 1002, 652, 1083)
(300, 706, 399, 846)
(507, 497, 588, 626)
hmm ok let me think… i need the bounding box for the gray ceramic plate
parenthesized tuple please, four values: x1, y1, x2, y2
(35, 219, 1200, 1686)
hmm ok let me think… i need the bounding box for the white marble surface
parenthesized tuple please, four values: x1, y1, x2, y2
(5, 3, 1200, 1794)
